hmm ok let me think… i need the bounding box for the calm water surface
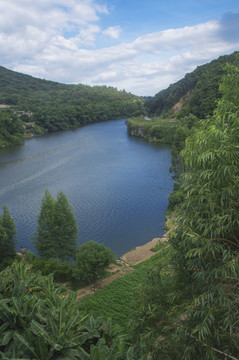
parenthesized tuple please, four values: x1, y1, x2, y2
(0, 119, 173, 257)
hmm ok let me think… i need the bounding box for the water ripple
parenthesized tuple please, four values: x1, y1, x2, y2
(0, 119, 173, 257)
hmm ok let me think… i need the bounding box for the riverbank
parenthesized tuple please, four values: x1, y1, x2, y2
(127, 116, 178, 144)
(77, 233, 169, 300)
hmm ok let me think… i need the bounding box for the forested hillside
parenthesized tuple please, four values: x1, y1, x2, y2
(145, 51, 239, 118)
(0, 66, 144, 147)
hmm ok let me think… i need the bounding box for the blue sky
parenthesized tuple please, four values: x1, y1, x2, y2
(0, 0, 238, 96)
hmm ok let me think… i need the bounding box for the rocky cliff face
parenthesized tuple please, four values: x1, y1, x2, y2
(129, 126, 144, 137)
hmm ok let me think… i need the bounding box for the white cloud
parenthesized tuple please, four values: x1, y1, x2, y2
(103, 26, 122, 39)
(0, 1, 239, 95)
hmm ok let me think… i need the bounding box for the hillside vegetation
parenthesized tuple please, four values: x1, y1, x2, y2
(145, 51, 239, 119)
(127, 52, 239, 147)
(0, 66, 144, 147)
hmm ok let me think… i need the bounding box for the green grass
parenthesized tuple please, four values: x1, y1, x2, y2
(78, 242, 172, 335)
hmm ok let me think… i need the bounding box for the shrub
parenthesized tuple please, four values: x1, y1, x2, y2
(31, 258, 73, 282)
(73, 241, 116, 284)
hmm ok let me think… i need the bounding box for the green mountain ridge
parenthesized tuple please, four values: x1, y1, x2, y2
(146, 51, 239, 118)
(0, 66, 144, 147)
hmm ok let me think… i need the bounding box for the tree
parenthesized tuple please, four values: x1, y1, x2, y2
(34, 190, 78, 261)
(73, 240, 116, 283)
(170, 62, 239, 359)
(54, 191, 79, 261)
(0, 205, 17, 261)
(34, 189, 56, 259)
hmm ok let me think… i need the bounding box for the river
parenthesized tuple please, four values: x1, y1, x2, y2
(0, 119, 174, 257)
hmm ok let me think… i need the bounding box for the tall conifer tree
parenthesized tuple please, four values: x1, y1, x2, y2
(54, 191, 78, 261)
(34, 189, 56, 259)
(34, 190, 78, 261)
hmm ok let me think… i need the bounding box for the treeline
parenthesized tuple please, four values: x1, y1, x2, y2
(145, 51, 239, 119)
(0, 66, 144, 135)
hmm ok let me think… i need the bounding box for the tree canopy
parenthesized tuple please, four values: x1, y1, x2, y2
(0, 66, 145, 139)
(129, 62, 239, 360)
(168, 62, 239, 359)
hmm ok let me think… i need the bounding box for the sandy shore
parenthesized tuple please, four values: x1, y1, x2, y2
(120, 237, 161, 265)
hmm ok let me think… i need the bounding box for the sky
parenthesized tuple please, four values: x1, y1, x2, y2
(0, 0, 239, 96)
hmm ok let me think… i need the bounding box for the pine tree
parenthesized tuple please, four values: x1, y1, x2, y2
(34, 190, 78, 261)
(54, 191, 78, 261)
(34, 189, 56, 259)
(0, 205, 17, 261)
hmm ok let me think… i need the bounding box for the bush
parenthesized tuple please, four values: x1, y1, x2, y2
(73, 241, 116, 284)
(22, 249, 37, 262)
(31, 258, 73, 281)
(23, 253, 73, 282)
(168, 190, 184, 210)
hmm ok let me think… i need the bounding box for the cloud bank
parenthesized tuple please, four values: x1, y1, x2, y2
(0, 1, 239, 95)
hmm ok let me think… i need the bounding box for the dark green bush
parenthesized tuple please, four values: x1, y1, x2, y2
(22, 256, 73, 282)
(168, 189, 184, 210)
(73, 241, 116, 284)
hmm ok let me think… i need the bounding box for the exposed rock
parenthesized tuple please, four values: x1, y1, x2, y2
(172, 90, 192, 113)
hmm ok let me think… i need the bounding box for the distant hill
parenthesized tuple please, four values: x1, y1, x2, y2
(0, 66, 144, 133)
(145, 51, 239, 119)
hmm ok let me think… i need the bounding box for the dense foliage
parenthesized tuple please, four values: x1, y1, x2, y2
(0, 262, 129, 359)
(170, 63, 239, 359)
(0, 205, 17, 268)
(33, 190, 78, 261)
(145, 51, 239, 119)
(0, 109, 24, 148)
(0, 66, 144, 136)
(129, 62, 239, 359)
(22, 251, 73, 282)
